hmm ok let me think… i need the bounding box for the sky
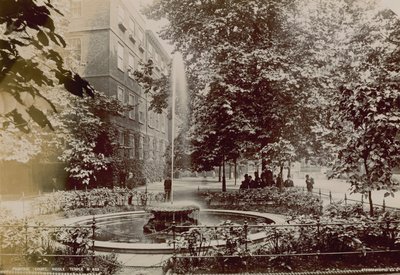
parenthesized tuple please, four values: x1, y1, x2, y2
(381, 0, 400, 15)
(136, 0, 400, 55)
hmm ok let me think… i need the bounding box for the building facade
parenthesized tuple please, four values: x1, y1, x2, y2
(66, 0, 171, 186)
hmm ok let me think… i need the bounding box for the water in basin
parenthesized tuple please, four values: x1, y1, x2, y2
(89, 211, 273, 244)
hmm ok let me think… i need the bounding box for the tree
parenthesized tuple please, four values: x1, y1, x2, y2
(143, 0, 320, 177)
(133, 60, 170, 114)
(0, 0, 94, 133)
(327, 7, 400, 216)
(144, 0, 400, 203)
(55, 91, 125, 188)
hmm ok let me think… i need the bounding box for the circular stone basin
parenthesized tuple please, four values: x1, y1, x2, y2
(59, 209, 285, 254)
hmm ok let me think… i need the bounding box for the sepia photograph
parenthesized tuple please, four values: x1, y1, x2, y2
(1, 0, 400, 274)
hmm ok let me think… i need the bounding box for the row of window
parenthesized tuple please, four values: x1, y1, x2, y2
(117, 41, 168, 78)
(117, 86, 143, 122)
(116, 86, 166, 132)
(70, 0, 81, 18)
(118, 131, 166, 161)
(147, 43, 166, 72)
(69, 0, 146, 47)
(117, 42, 139, 76)
(118, 5, 145, 44)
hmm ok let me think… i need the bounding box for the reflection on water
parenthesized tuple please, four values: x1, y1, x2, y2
(87, 212, 272, 244)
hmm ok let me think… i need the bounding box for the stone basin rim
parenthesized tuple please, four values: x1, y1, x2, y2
(54, 209, 286, 254)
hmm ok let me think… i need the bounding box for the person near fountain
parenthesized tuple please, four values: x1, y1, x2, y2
(252, 171, 262, 188)
(260, 171, 267, 188)
(164, 176, 172, 201)
(240, 174, 250, 190)
(264, 169, 275, 187)
(305, 174, 314, 192)
(248, 175, 256, 189)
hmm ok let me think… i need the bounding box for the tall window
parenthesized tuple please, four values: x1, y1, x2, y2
(118, 131, 125, 146)
(68, 38, 81, 62)
(117, 86, 125, 103)
(153, 138, 158, 160)
(129, 134, 135, 159)
(128, 54, 135, 78)
(129, 18, 135, 35)
(148, 136, 153, 159)
(117, 42, 124, 71)
(137, 28, 144, 43)
(118, 5, 125, 24)
(128, 93, 135, 119)
(160, 140, 164, 158)
(148, 111, 153, 128)
(139, 136, 144, 160)
(71, 0, 81, 18)
(148, 44, 154, 57)
(139, 100, 145, 124)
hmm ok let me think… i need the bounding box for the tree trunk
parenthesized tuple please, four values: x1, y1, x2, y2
(287, 160, 291, 178)
(229, 164, 232, 180)
(261, 152, 267, 172)
(234, 159, 237, 186)
(279, 164, 284, 191)
(222, 157, 226, 192)
(218, 165, 221, 182)
(364, 158, 374, 216)
(368, 190, 373, 217)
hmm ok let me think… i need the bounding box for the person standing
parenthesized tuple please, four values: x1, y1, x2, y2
(253, 171, 262, 188)
(240, 174, 250, 190)
(164, 177, 172, 201)
(305, 174, 314, 192)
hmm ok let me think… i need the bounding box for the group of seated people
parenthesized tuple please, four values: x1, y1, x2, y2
(239, 170, 294, 190)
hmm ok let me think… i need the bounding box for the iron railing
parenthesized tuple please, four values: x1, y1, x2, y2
(169, 219, 400, 271)
(0, 217, 99, 271)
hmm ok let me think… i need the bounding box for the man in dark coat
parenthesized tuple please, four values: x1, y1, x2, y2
(164, 177, 172, 201)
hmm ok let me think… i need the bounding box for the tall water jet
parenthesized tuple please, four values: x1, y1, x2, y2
(170, 52, 188, 204)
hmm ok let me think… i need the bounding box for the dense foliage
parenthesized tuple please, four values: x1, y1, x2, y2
(0, 0, 94, 132)
(143, 0, 400, 199)
(168, 200, 400, 274)
(0, 207, 121, 273)
(201, 187, 323, 216)
(32, 187, 166, 216)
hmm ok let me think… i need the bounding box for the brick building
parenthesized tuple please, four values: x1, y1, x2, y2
(66, 0, 171, 186)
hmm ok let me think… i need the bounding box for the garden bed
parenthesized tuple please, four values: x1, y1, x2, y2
(169, 190, 400, 274)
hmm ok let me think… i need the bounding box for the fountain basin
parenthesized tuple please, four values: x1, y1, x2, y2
(144, 201, 201, 233)
(56, 209, 285, 254)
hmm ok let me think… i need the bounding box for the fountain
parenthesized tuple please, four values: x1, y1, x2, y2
(169, 52, 188, 204)
(140, 52, 196, 234)
(143, 201, 200, 234)
(55, 53, 285, 254)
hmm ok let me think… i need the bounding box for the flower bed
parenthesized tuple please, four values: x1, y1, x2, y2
(200, 187, 323, 216)
(32, 187, 166, 215)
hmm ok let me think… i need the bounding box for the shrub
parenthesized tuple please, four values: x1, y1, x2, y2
(170, 200, 400, 273)
(201, 187, 323, 216)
